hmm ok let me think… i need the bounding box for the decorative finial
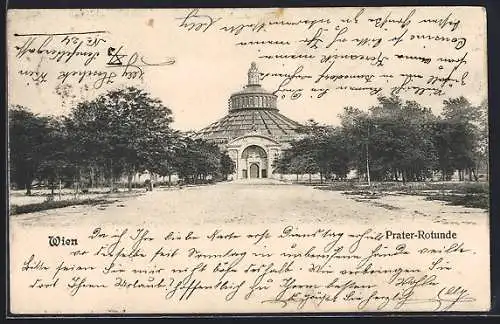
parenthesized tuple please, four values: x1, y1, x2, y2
(247, 62, 260, 86)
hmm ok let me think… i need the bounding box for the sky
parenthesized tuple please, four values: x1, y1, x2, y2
(7, 7, 488, 131)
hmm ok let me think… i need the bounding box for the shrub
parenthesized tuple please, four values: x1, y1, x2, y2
(10, 198, 112, 215)
(425, 194, 489, 210)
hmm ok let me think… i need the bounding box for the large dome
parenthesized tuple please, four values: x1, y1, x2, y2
(197, 62, 302, 143)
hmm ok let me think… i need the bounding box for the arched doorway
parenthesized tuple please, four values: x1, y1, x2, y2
(242, 145, 268, 179)
(249, 163, 260, 178)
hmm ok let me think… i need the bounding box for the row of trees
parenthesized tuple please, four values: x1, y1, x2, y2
(273, 96, 488, 183)
(10, 88, 488, 195)
(9, 87, 235, 195)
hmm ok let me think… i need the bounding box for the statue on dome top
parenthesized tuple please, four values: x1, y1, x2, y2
(247, 62, 260, 86)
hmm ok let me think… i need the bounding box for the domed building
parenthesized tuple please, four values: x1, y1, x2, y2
(197, 62, 302, 179)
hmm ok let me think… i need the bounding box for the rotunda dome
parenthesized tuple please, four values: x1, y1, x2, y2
(228, 62, 278, 111)
(198, 62, 302, 144)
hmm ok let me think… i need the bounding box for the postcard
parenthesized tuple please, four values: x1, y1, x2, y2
(7, 7, 489, 314)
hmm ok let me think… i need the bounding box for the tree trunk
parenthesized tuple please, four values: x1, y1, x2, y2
(168, 174, 172, 186)
(472, 168, 478, 181)
(109, 160, 114, 191)
(25, 182, 32, 196)
(74, 179, 79, 199)
(309, 173, 312, 183)
(90, 167, 95, 189)
(128, 172, 133, 192)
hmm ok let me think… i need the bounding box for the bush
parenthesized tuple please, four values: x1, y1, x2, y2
(10, 198, 112, 215)
(462, 183, 489, 194)
(425, 194, 489, 210)
(315, 181, 489, 194)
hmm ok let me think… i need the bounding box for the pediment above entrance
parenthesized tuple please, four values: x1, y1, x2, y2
(227, 134, 281, 148)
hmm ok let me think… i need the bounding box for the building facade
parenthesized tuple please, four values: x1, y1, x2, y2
(197, 62, 302, 179)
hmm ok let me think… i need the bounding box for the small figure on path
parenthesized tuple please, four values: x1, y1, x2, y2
(144, 179, 154, 192)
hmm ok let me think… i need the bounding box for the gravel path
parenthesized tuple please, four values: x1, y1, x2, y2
(10, 179, 487, 230)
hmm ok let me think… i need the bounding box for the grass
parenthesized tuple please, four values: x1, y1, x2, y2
(424, 194, 489, 210)
(315, 181, 489, 210)
(315, 181, 488, 192)
(343, 191, 387, 199)
(9, 198, 115, 216)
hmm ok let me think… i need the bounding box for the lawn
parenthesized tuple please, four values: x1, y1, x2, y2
(9, 188, 146, 215)
(314, 181, 489, 210)
(9, 198, 115, 215)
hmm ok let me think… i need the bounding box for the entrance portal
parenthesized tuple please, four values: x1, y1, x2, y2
(241, 145, 268, 180)
(249, 163, 260, 178)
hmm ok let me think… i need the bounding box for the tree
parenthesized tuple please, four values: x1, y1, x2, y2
(439, 96, 480, 181)
(365, 97, 437, 182)
(289, 137, 320, 182)
(272, 150, 293, 176)
(36, 116, 76, 196)
(273, 122, 352, 183)
(338, 106, 370, 181)
(219, 153, 236, 180)
(174, 137, 224, 183)
(174, 137, 199, 183)
(68, 87, 175, 191)
(320, 128, 353, 180)
(339, 96, 438, 183)
(8, 105, 52, 195)
(475, 99, 489, 180)
(145, 130, 183, 186)
(442, 96, 481, 122)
